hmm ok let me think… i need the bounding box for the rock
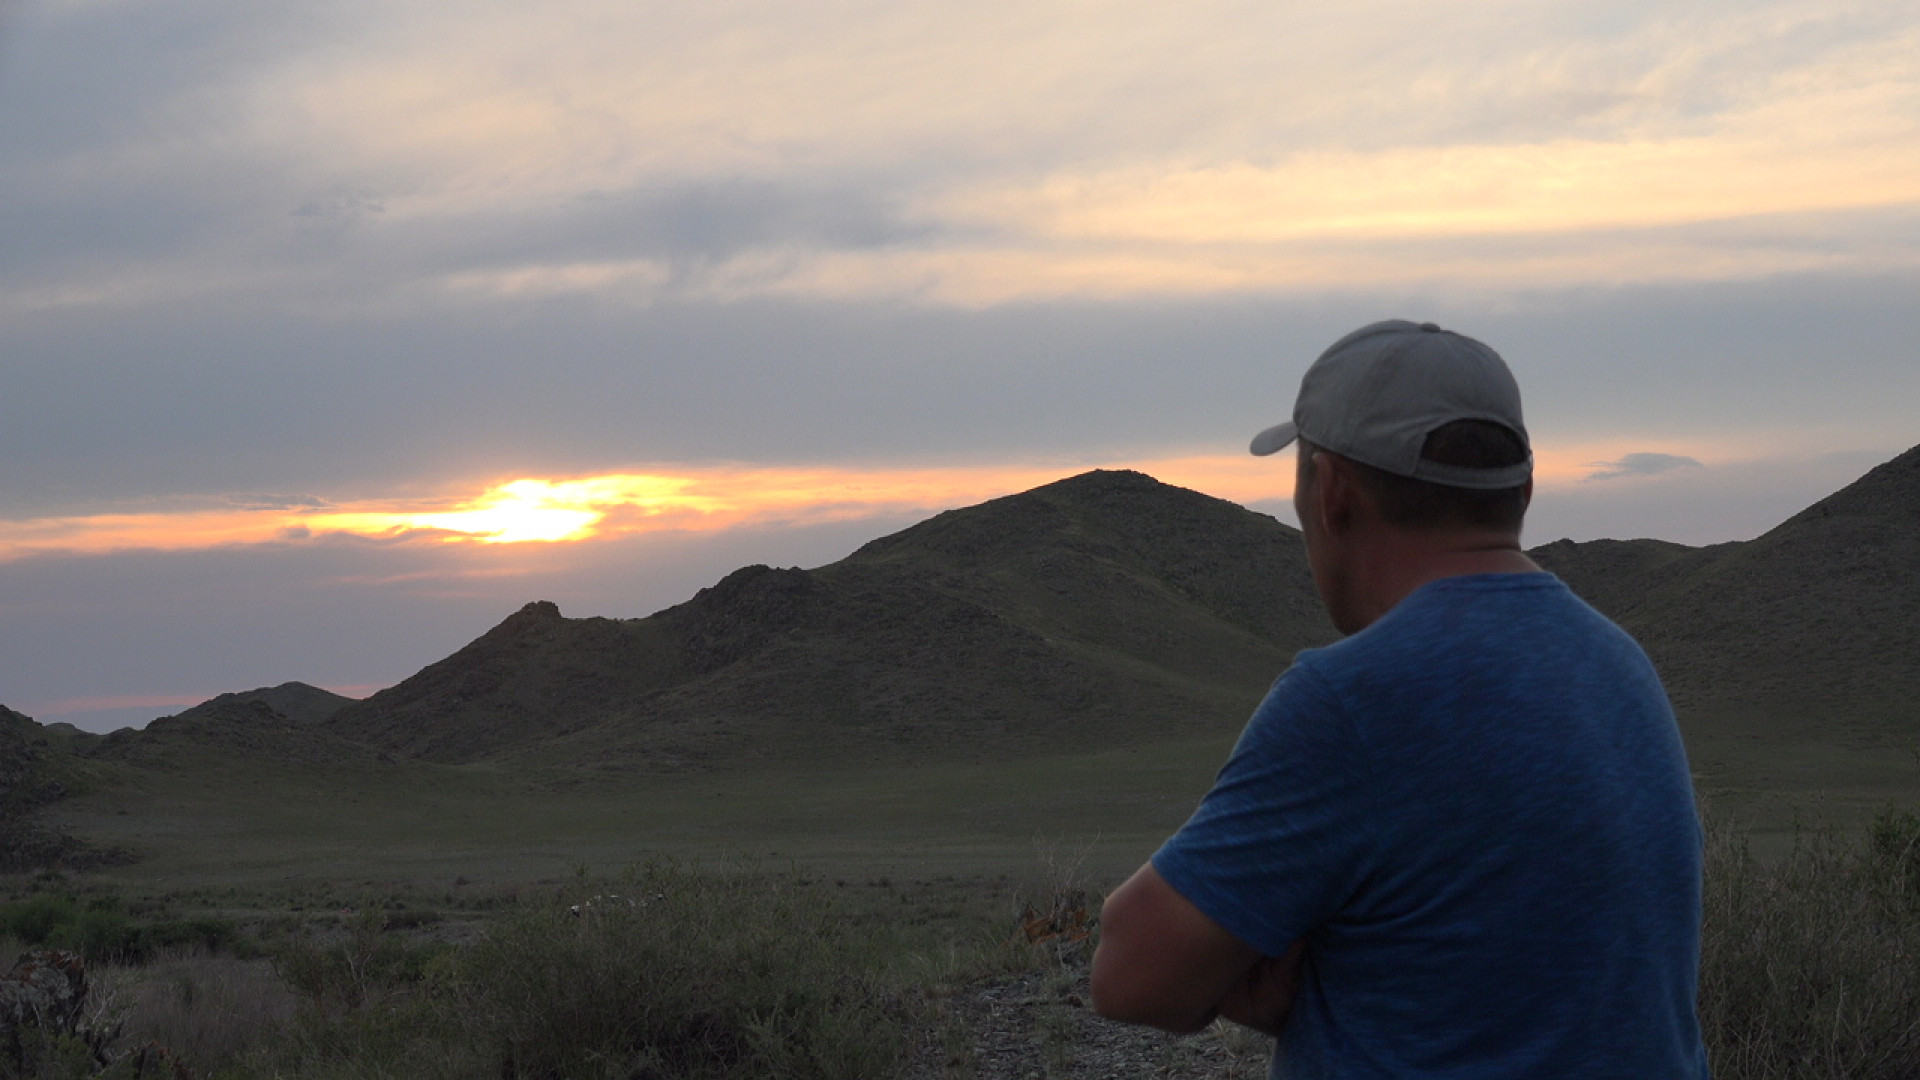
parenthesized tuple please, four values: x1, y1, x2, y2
(1, 949, 103, 1073)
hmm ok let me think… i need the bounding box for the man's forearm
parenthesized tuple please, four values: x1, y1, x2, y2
(1090, 863, 1263, 1032)
(1212, 941, 1306, 1037)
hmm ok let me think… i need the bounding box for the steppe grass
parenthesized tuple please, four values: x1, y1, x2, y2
(0, 892, 235, 963)
(48, 746, 1212, 890)
(1698, 806, 1920, 1079)
(10, 811, 1920, 1079)
(96, 949, 299, 1074)
(207, 860, 948, 1080)
(450, 861, 918, 1080)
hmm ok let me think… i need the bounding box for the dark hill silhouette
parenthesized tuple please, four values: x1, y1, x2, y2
(178, 682, 356, 727)
(2, 704, 55, 813)
(95, 695, 377, 768)
(1605, 444, 1920, 719)
(1525, 537, 1714, 618)
(324, 471, 1335, 766)
(2, 704, 126, 871)
(322, 451, 1920, 768)
(97, 446, 1920, 773)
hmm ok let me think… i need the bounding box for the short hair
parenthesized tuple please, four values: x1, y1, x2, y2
(1301, 420, 1530, 532)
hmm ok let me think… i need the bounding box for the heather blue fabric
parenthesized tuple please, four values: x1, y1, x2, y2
(1153, 574, 1709, 1080)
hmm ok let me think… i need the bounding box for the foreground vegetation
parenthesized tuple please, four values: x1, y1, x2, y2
(4, 809, 1919, 1079)
(1, 860, 1033, 1080)
(1699, 806, 1920, 1079)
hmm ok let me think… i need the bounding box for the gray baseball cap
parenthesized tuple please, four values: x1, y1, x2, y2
(1249, 319, 1532, 490)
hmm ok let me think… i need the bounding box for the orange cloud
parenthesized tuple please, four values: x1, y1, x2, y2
(3, 461, 1268, 561)
(0, 444, 1725, 563)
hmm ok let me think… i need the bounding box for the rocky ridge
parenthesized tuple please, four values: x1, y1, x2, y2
(323, 470, 1335, 768)
(48, 444, 1920, 775)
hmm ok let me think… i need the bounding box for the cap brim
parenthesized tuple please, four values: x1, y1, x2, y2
(1249, 421, 1298, 457)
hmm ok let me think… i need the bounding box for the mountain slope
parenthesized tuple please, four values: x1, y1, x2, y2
(139, 438, 1904, 772)
(224, 446, 1920, 774)
(1, 704, 57, 813)
(2, 705, 125, 871)
(324, 470, 1335, 766)
(1525, 537, 1715, 620)
(93, 697, 379, 768)
(1616, 444, 1920, 719)
(177, 682, 356, 727)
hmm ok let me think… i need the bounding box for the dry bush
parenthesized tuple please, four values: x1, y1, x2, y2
(451, 861, 911, 1080)
(1700, 808, 1920, 1079)
(94, 947, 299, 1075)
(1010, 837, 1098, 967)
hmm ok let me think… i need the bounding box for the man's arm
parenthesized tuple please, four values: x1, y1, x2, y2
(1090, 862, 1305, 1034)
(1214, 940, 1308, 1036)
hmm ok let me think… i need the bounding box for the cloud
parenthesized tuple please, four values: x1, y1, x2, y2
(289, 190, 386, 230)
(228, 493, 332, 510)
(1531, 447, 1894, 545)
(1583, 452, 1705, 481)
(5, 0, 1918, 313)
(0, 455, 1301, 562)
(6, 0, 1919, 737)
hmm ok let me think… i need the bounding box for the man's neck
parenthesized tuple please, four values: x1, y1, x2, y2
(1337, 530, 1539, 634)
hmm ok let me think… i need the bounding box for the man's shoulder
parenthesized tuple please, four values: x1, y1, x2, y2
(1307, 571, 1658, 696)
(1402, 569, 1573, 605)
(1328, 572, 1583, 652)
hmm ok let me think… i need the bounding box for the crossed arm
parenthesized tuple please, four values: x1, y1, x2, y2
(1089, 862, 1307, 1036)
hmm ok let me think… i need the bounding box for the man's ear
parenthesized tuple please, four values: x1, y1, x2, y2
(1313, 452, 1361, 535)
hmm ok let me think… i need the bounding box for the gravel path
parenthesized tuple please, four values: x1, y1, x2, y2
(901, 957, 1273, 1079)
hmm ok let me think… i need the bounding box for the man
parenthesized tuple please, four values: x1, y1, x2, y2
(1091, 320, 1709, 1078)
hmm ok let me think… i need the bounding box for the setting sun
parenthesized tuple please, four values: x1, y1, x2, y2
(392, 476, 718, 543)
(0, 446, 1737, 564)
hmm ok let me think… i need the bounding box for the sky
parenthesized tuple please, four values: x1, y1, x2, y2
(2, 0, 1917, 733)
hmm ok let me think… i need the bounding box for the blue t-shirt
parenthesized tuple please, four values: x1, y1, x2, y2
(1153, 574, 1709, 1079)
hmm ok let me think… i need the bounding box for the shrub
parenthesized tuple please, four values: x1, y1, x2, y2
(0, 894, 235, 965)
(48, 906, 134, 960)
(270, 906, 442, 1014)
(4, 894, 82, 944)
(135, 917, 235, 959)
(99, 949, 300, 1077)
(1699, 812, 1920, 1079)
(452, 861, 910, 1080)
(1867, 804, 1920, 908)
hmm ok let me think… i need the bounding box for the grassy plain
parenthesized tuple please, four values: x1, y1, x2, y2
(12, 714, 1920, 1079)
(45, 687, 1920, 899)
(43, 737, 1244, 893)
(1682, 704, 1920, 857)
(41, 708, 1918, 896)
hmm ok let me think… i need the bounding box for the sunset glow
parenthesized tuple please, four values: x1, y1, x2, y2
(323, 476, 720, 545)
(9, 0, 1919, 734)
(0, 465, 1111, 560)
(0, 445, 1726, 564)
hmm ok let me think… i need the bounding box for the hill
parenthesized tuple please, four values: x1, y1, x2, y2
(91, 684, 372, 769)
(86, 447, 1920, 801)
(1, 704, 126, 871)
(1531, 445, 1920, 724)
(176, 682, 356, 727)
(323, 470, 1335, 767)
(1, 703, 61, 813)
(1524, 537, 1711, 618)
(1621, 445, 1920, 721)
(307, 450, 1920, 770)
(27, 448, 1920, 879)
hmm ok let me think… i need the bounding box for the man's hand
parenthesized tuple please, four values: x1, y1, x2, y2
(1215, 940, 1307, 1036)
(1091, 862, 1304, 1035)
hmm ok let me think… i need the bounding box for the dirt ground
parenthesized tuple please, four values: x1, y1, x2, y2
(903, 954, 1273, 1080)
